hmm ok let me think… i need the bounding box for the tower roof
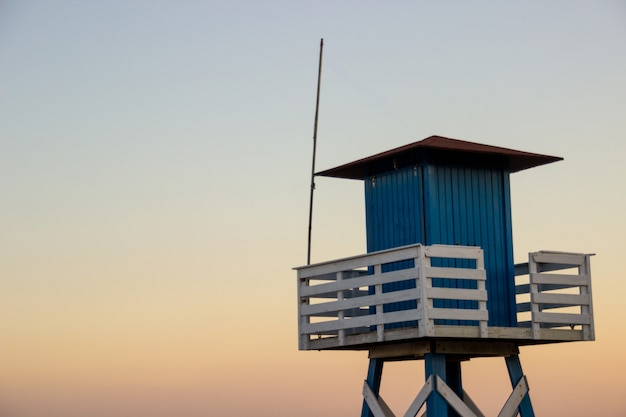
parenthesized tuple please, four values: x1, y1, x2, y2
(316, 135, 563, 180)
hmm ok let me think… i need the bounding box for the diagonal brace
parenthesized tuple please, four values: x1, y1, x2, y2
(498, 375, 529, 417)
(363, 376, 435, 417)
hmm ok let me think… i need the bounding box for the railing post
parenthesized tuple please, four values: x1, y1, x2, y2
(528, 253, 541, 340)
(580, 254, 595, 341)
(337, 271, 345, 346)
(297, 271, 310, 350)
(374, 264, 384, 342)
(476, 248, 488, 338)
(419, 246, 434, 337)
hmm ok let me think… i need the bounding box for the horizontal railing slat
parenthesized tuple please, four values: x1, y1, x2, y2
(427, 287, 487, 301)
(310, 289, 370, 299)
(536, 322, 585, 329)
(533, 312, 591, 325)
(296, 245, 421, 278)
(531, 273, 590, 286)
(426, 245, 482, 259)
(302, 288, 420, 316)
(302, 309, 420, 334)
(424, 266, 486, 280)
(300, 268, 418, 298)
(428, 308, 488, 322)
(531, 252, 585, 266)
(307, 308, 370, 318)
(516, 283, 578, 294)
(519, 301, 588, 312)
(532, 293, 590, 307)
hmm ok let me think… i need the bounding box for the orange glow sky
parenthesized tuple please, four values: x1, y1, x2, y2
(1, 1, 625, 416)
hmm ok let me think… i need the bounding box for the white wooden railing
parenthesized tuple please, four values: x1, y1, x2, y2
(515, 251, 595, 340)
(295, 244, 488, 350)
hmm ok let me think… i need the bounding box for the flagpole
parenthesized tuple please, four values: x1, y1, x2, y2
(307, 38, 324, 265)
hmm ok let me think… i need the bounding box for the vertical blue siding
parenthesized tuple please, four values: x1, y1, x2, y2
(365, 166, 423, 328)
(364, 156, 516, 328)
(423, 159, 516, 327)
(365, 166, 424, 252)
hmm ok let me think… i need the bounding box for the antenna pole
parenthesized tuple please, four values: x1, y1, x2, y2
(307, 38, 324, 265)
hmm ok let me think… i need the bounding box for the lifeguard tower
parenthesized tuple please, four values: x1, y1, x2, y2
(295, 135, 595, 417)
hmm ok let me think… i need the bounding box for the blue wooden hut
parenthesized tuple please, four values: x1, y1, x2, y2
(317, 135, 561, 328)
(295, 136, 595, 417)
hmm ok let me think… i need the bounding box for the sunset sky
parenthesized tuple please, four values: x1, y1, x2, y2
(1, 1, 625, 416)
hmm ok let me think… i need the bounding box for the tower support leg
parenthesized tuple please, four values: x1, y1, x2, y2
(361, 358, 385, 417)
(505, 354, 535, 417)
(445, 359, 462, 417)
(359, 346, 535, 417)
(425, 353, 448, 417)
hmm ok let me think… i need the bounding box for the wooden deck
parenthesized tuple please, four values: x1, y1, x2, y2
(295, 244, 594, 351)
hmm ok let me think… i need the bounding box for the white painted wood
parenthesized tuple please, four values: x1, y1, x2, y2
(539, 328, 584, 341)
(426, 245, 483, 259)
(302, 308, 421, 335)
(427, 287, 488, 301)
(580, 255, 595, 340)
(435, 376, 479, 417)
(337, 271, 345, 346)
(428, 308, 488, 322)
(378, 396, 396, 417)
(497, 375, 528, 417)
(297, 270, 310, 350)
(523, 251, 595, 340)
(299, 243, 489, 344)
(462, 390, 486, 417)
(375, 264, 385, 342)
(475, 253, 488, 338)
(530, 273, 590, 287)
(418, 249, 433, 337)
(423, 266, 486, 280)
(301, 288, 420, 316)
(298, 245, 593, 349)
(531, 251, 585, 266)
(300, 267, 418, 298)
(533, 312, 591, 325)
(295, 244, 422, 277)
(528, 253, 541, 340)
(531, 292, 590, 307)
(363, 381, 396, 417)
(402, 375, 433, 417)
(433, 326, 482, 339)
(305, 325, 587, 350)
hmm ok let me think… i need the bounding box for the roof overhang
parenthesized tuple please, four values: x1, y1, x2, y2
(316, 135, 563, 180)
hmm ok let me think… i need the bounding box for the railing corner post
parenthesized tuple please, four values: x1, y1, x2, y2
(418, 245, 433, 337)
(528, 252, 541, 340)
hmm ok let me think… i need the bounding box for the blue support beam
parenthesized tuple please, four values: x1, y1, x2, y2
(361, 358, 384, 417)
(359, 351, 535, 417)
(425, 353, 448, 417)
(505, 355, 535, 417)
(445, 359, 462, 417)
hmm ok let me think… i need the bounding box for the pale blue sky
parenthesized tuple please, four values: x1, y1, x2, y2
(1, 2, 625, 416)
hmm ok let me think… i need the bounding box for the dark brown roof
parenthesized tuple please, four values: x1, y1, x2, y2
(316, 135, 563, 179)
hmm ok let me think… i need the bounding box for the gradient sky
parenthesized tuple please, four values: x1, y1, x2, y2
(1, 1, 625, 416)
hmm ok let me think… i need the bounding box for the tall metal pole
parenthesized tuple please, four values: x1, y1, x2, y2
(307, 38, 324, 265)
